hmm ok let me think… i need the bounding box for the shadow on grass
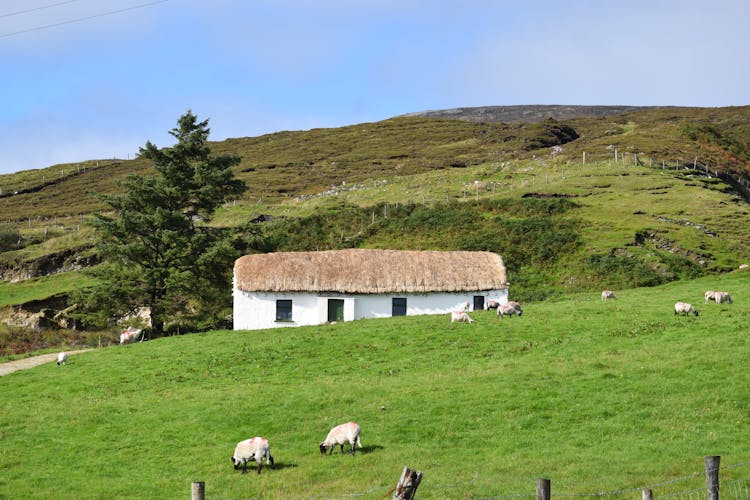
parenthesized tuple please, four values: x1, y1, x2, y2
(320, 444, 384, 456)
(233, 462, 297, 474)
(269, 462, 296, 471)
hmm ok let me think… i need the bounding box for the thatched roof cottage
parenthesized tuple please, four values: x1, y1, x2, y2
(233, 249, 508, 330)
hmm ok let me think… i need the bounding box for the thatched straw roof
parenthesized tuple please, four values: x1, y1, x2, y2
(234, 249, 507, 293)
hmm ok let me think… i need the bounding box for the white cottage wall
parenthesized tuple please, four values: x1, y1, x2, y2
(233, 286, 508, 331)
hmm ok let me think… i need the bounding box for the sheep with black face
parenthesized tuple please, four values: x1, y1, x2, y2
(320, 422, 362, 455)
(231, 437, 274, 474)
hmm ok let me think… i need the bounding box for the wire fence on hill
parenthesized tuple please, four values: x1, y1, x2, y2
(188, 457, 750, 499)
(2, 150, 749, 243)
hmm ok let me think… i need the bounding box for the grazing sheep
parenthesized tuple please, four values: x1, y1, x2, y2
(739, 264, 748, 270)
(705, 291, 733, 304)
(231, 437, 274, 474)
(320, 422, 362, 455)
(497, 302, 522, 318)
(450, 311, 474, 323)
(601, 290, 617, 301)
(57, 352, 68, 366)
(674, 302, 699, 316)
(484, 299, 500, 310)
(706, 291, 733, 304)
(119, 327, 144, 345)
(715, 291, 733, 304)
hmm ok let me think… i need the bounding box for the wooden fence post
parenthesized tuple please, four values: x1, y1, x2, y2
(642, 487, 653, 500)
(191, 481, 205, 500)
(393, 466, 423, 500)
(705, 455, 720, 500)
(536, 478, 550, 500)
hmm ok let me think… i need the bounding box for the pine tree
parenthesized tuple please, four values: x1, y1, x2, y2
(76, 111, 246, 335)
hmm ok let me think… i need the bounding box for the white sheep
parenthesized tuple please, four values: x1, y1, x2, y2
(497, 302, 522, 318)
(715, 291, 733, 304)
(320, 422, 362, 455)
(119, 327, 144, 345)
(484, 299, 500, 310)
(450, 311, 474, 323)
(705, 291, 733, 304)
(231, 437, 274, 474)
(601, 290, 617, 301)
(674, 302, 699, 316)
(57, 352, 68, 366)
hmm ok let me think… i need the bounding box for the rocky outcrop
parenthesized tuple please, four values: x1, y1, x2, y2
(0, 248, 97, 282)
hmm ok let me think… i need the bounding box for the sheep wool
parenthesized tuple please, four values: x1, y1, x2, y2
(57, 352, 68, 366)
(320, 422, 362, 455)
(231, 437, 274, 474)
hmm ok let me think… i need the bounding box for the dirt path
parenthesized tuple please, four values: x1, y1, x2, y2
(0, 349, 93, 376)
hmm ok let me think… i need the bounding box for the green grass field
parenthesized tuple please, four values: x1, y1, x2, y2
(1, 272, 748, 499)
(0, 271, 97, 307)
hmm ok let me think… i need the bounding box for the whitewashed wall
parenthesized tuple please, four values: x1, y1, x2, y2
(233, 285, 508, 331)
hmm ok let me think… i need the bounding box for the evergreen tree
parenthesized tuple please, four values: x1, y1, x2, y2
(75, 111, 246, 335)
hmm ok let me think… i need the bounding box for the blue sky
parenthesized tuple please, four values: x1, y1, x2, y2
(0, 0, 748, 175)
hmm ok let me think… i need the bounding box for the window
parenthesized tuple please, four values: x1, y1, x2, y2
(392, 297, 407, 317)
(276, 299, 292, 322)
(327, 299, 344, 322)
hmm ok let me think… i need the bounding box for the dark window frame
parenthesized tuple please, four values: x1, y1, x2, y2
(392, 297, 407, 316)
(275, 299, 293, 322)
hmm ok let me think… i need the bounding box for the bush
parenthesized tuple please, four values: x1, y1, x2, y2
(0, 224, 21, 252)
(587, 253, 666, 289)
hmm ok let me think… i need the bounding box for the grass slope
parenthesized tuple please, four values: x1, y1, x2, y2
(1, 273, 748, 499)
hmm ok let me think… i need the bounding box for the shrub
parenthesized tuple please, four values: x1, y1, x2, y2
(0, 224, 21, 252)
(587, 253, 666, 289)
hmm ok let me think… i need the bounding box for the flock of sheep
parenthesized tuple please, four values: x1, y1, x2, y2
(53, 286, 736, 477)
(449, 287, 735, 325)
(231, 421, 363, 475)
(450, 300, 523, 323)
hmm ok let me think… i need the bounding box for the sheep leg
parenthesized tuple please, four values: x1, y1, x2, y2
(268, 454, 275, 469)
(339, 443, 344, 454)
(241, 459, 248, 474)
(257, 459, 262, 475)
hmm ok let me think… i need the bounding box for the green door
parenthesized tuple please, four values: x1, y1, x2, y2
(327, 299, 344, 322)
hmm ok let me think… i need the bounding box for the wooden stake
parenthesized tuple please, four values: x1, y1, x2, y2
(705, 455, 720, 500)
(393, 466, 423, 500)
(191, 481, 205, 500)
(536, 478, 551, 500)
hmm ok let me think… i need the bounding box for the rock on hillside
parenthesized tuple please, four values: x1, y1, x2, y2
(401, 104, 667, 124)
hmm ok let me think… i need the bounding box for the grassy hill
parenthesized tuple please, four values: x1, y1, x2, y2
(0, 272, 748, 499)
(1, 105, 750, 352)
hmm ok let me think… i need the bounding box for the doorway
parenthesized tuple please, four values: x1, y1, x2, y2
(473, 296, 485, 311)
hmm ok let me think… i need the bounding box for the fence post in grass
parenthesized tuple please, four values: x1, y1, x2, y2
(536, 477, 551, 500)
(191, 481, 205, 500)
(536, 478, 550, 500)
(393, 466, 422, 500)
(642, 487, 653, 500)
(705, 455, 720, 500)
